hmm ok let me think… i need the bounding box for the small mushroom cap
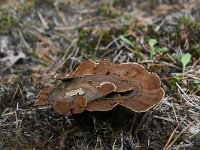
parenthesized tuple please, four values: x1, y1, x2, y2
(86, 99, 119, 111)
(98, 81, 116, 96)
(71, 95, 87, 114)
(54, 100, 71, 115)
(53, 95, 87, 115)
(119, 88, 165, 112)
(71, 60, 96, 77)
(94, 59, 116, 75)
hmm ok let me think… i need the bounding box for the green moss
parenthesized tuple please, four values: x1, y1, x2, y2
(20, 0, 35, 11)
(2, 133, 28, 149)
(78, 27, 128, 58)
(195, 134, 200, 144)
(192, 44, 200, 56)
(163, 77, 181, 97)
(0, 7, 20, 33)
(178, 16, 200, 28)
(78, 29, 96, 55)
(56, 51, 65, 58)
(98, 7, 122, 18)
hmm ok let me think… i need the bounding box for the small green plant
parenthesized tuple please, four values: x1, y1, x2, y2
(0, 7, 19, 33)
(194, 133, 200, 145)
(194, 79, 200, 84)
(119, 35, 135, 48)
(178, 16, 200, 27)
(148, 38, 168, 59)
(180, 53, 191, 73)
(20, 0, 35, 11)
(173, 75, 183, 81)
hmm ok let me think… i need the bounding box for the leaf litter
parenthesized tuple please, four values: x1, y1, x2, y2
(0, 0, 200, 149)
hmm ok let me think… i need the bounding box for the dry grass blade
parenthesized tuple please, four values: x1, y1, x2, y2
(1, 106, 53, 117)
(163, 115, 187, 149)
(11, 84, 25, 105)
(53, 2, 68, 26)
(1, 0, 200, 149)
(165, 120, 196, 150)
(176, 83, 200, 108)
(55, 39, 78, 71)
(37, 12, 49, 29)
(11, 85, 19, 105)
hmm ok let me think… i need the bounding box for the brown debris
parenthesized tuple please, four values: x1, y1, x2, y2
(35, 87, 51, 105)
(35, 60, 164, 115)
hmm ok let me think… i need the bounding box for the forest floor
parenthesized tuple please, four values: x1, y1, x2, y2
(0, 0, 200, 149)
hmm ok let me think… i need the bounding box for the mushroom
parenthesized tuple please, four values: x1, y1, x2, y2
(35, 60, 164, 115)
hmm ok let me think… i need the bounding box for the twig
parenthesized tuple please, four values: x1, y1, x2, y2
(191, 58, 200, 70)
(69, 47, 80, 71)
(54, 17, 97, 31)
(112, 139, 117, 150)
(120, 131, 124, 150)
(171, 102, 178, 123)
(11, 85, 19, 105)
(154, 116, 175, 123)
(95, 136, 102, 150)
(1, 106, 53, 117)
(165, 120, 196, 150)
(37, 12, 49, 30)
(18, 84, 25, 104)
(176, 82, 199, 108)
(163, 116, 187, 149)
(53, 3, 68, 26)
(55, 39, 78, 71)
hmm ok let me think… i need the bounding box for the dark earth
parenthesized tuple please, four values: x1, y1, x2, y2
(0, 0, 200, 149)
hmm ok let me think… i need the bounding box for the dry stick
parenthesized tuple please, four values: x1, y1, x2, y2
(18, 84, 25, 104)
(166, 53, 177, 63)
(69, 47, 80, 71)
(112, 139, 117, 150)
(176, 82, 199, 108)
(1, 106, 53, 117)
(11, 85, 19, 105)
(171, 103, 178, 123)
(95, 33, 103, 51)
(11, 84, 25, 105)
(54, 17, 97, 31)
(191, 58, 200, 70)
(120, 131, 124, 150)
(165, 120, 196, 150)
(163, 115, 187, 150)
(37, 12, 49, 29)
(154, 116, 175, 123)
(53, 3, 68, 26)
(55, 39, 77, 71)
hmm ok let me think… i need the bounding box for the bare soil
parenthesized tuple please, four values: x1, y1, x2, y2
(0, 0, 200, 149)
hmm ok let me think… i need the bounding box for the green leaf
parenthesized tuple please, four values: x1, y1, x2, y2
(181, 53, 191, 72)
(148, 39, 157, 48)
(173, 76, 182, 81)
(150, 49, 156, 59)
(119, 35, 134, 48)
(157, 47, 168, 52)
(148, 39, 168, 59)
(194, 79, 200, 84)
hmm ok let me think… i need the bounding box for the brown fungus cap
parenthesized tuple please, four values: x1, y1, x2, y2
(35, 60, 164, 115)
